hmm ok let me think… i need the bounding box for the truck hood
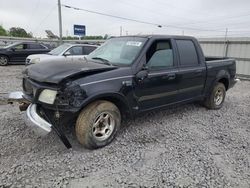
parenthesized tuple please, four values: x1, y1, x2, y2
(25, 60, 116, 84)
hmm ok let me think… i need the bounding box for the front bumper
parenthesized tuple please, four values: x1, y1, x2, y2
(25, 104, 52, 136)
(25, 104, 72, 148)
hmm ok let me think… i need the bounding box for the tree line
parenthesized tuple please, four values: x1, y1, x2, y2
(0, 26, 33, 38)
(0, 25, 108, 40)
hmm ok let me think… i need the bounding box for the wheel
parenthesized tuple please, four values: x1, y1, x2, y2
(0, 55, 8, 66)
(75, 100, 121, 149)
(204, 82, 226, 109)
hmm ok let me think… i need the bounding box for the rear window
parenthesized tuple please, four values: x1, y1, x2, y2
(28, 43, 45, 49)
(176, 40, 199, 66)
(83, 46, 97, 55)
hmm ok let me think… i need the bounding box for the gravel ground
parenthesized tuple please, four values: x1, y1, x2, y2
(0, 65, 249, 188)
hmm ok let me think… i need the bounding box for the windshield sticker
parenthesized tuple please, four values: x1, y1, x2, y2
(126, 41, 142, 47)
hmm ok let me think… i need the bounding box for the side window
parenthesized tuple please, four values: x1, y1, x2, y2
(146, 40, 174, 70)
(28, 43, 44, 49)
(176, 40, 199, 66)
(67, 46, 83, 55)
(83, 46, 97, 55)
(14, 44, 25, 50)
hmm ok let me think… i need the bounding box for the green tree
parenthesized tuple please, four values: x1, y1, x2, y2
(81, 36, 103, 40)
(103, 34, 108, 39)
(0, 25, 8, 36)
(9, 27, 32, 38)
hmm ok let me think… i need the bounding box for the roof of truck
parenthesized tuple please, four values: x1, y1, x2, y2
(115, 35, 196, 40)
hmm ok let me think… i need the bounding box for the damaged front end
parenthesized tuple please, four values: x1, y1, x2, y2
(55, 81, 87, 108)
(9, 78, 88, 149)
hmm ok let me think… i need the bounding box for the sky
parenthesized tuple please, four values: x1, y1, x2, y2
(0, 0, 250, 38)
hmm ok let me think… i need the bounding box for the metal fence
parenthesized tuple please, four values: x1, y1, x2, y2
(0, 36, 105, 48)
(199, 37, 250, 77)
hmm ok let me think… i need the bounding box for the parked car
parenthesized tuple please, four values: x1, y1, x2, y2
(0, 42, 50, 65)
(25, 43, 98, 65)
(11, 35, 237, 149)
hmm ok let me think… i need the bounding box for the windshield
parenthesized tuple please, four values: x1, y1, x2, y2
(48, 44, 71, 55)
(88, 37, 147, 66)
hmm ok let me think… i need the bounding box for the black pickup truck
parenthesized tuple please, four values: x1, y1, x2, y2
(14, 35, 237, 149)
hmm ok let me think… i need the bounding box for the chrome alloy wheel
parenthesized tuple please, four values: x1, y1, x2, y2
(92, 112, 115, 141)
(214, 88, 224, 105)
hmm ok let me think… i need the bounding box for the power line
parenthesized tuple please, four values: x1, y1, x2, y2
(61, 4, 162, 28)
(26, 0, 41, 29)
(177, 12, 250, 27)
(117, 0, 195, 22)
(32, 5, 57, 35)
(61, 4, 227, 32)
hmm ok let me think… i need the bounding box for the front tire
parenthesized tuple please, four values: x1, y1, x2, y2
(204, 82, 226, 109)
(75, 100, 121, 149)
(0, 55, 9, 66)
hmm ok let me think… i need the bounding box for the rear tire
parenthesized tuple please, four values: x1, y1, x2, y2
(204, 82, 226, 109)
(75, 100, 121, 149)
(0, 55, 9, 66)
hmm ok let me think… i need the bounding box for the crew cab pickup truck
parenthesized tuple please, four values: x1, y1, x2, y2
(14, 35, 237, 149)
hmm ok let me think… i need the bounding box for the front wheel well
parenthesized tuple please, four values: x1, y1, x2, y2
(218, 78, 229, 90)
(82, 96, 132, 119)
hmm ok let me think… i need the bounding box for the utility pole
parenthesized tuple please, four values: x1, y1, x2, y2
(120, 26, 122, 36)
(223, 28, 228, 57)
(58, 0, 63, 43)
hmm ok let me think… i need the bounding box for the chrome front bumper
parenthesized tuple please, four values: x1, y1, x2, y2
(25, 104, 52, 136)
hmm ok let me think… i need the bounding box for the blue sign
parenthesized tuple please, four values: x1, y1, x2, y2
(74, 25, 86, 36)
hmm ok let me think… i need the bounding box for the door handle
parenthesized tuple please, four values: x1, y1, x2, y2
(167, 73, 176, 80)
(194, 69, 203, 76)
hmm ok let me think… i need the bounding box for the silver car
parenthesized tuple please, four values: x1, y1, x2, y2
(26, 43, 98, 65)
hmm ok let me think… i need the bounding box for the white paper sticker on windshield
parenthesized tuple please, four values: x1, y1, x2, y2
(126, 41, 142, 47)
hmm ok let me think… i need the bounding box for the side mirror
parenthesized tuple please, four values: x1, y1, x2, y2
(136, 69, 148, 83)
(64, 51, 71, 56)
(142, 64, 149, 70)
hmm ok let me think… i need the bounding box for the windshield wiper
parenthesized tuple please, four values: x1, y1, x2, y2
(91, 57, 113, 66)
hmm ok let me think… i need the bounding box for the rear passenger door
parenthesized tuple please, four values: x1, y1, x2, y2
(27, 43, 48, 56)
(175, 39, 206, 100)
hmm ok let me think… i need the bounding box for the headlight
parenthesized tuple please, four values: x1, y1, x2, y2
(31, 58, 40, 64)
(38, 89, 57, 104)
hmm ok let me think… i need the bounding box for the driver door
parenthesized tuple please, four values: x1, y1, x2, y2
(134, 39, 179, 111)
(10, 43, 28, 62)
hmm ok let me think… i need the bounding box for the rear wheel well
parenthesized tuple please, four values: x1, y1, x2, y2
(218, 78, 229, 90)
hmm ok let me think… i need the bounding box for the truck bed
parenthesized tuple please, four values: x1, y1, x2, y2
(204, 56, 236, 91)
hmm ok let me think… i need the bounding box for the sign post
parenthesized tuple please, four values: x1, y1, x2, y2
(73, 25, 86, 40)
